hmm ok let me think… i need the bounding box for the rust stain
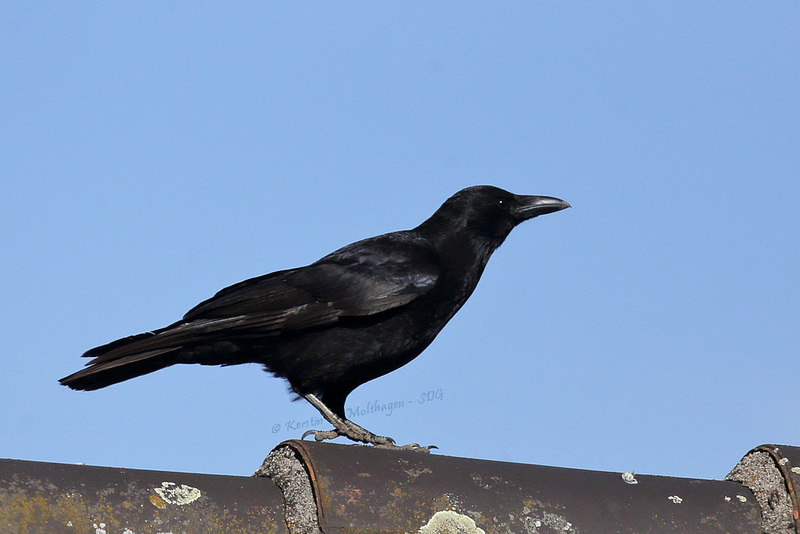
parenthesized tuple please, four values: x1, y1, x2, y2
(149, 493, 167, 509)
(344, 488, 362, 504)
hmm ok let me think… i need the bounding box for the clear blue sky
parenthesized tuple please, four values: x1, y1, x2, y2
(2, 3, 798, 479)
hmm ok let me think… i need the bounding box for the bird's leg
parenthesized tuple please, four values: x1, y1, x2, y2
(300, 393, 394, 446)
(300, 393, 434, 452)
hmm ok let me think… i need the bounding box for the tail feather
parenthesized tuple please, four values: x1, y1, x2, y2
(82, 332, 160, 359)
(60, 331, 182, 391)
(61, 316, 257, 391)
(59, 348, 179, 390)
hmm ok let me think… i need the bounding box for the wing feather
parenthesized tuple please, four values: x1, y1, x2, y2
(180, 233, 441, 337)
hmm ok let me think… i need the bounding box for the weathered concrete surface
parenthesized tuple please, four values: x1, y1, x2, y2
(728, 444, 800, 534)
(255, 444, 321, 534)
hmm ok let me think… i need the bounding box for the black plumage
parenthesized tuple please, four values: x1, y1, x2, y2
(60, 186, 569, 448)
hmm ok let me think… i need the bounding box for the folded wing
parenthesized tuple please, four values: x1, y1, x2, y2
(79, 234, 441, 368)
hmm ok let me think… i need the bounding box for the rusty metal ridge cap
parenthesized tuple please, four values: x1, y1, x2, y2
(752, 444, 800, 528)
(278, 439, 762, 534)
(279, 439, 329, 521)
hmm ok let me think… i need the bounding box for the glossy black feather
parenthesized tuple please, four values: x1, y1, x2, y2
(60, 186, 569, 419)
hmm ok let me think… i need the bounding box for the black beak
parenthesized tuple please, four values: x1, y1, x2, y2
(512, 195, 571, 222)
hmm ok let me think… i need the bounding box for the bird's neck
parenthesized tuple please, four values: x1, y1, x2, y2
(428, 231, 500, 310)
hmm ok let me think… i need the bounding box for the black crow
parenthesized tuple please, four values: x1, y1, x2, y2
(60, 186, 569, 449)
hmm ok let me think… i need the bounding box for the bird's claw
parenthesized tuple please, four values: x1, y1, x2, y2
(302, 429, 341, 442)
(376, 442, 437, 453)
(371, 434, 396, 446)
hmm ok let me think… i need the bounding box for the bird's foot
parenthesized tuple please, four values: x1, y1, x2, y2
(301, 421, 434, 452)
(301, 421, 395, 447)
(375, 442, 438, 453)
(299, 392, 433, 452)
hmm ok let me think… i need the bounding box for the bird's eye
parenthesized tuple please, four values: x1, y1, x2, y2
(496, 198, 507, 209)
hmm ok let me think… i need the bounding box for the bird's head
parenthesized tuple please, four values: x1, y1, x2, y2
(420, 186, 570, 251)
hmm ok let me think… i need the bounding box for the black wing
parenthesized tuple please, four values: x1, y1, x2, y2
(181, 232, 441, 336)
